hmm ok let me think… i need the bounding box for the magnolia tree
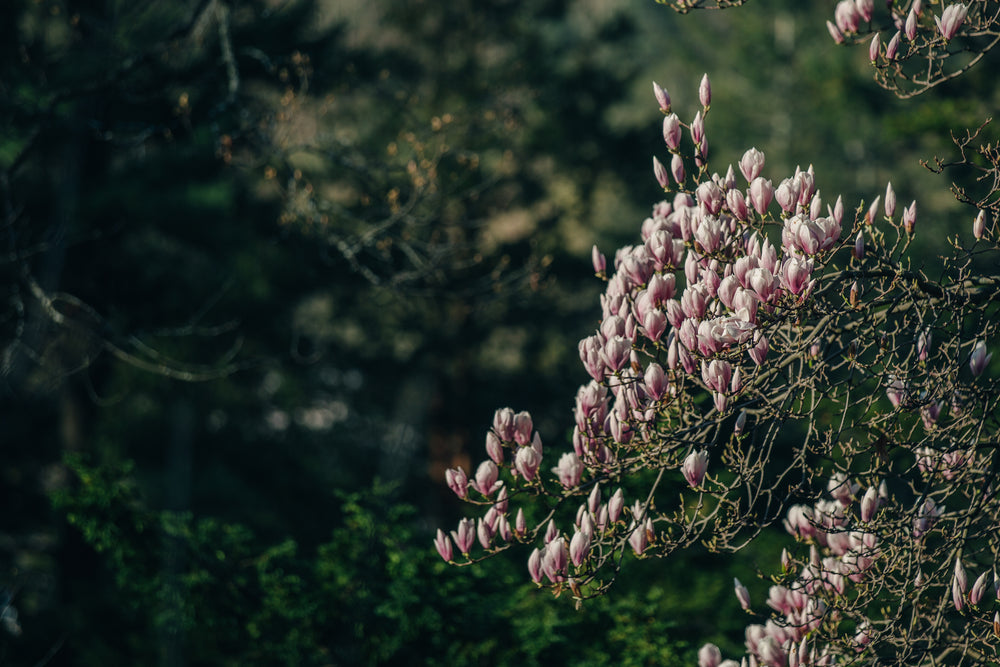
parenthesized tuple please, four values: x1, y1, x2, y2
(437, 2, 1000, 665)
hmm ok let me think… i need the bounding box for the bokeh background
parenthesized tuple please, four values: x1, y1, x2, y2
(0, 0, 991, 664)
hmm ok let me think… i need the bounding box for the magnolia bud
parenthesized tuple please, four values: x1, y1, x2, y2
(886, 31, 901, 60)
(699, 73, 712, 108)
(653, 81, 671, 113)
(671, 154, 685, 184)
(653, 156, 669, 190)
(974, 210, 987, 239)
(903, 200, 917, 234)
(735, 410, 747, 434)
(884, 182, 896, 218)
(866, 196, 880, 225)
(591, 246, 607, 276)
(663, 114, 682, 150)
(734, 578, 751, 610)
(869, 32, 881, 61)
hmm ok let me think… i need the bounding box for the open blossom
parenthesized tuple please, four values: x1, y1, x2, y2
(781, 255, 814, 296)
(451, 517, 476, 555)
(553, 452, 584, 489)
(834, 0, 861, 34)
(936, 3, 968, 41)
(471, 460, 501, 497)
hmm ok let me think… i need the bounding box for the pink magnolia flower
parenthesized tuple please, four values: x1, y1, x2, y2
(775, 178, 800, 213)
(644, 362, 667, 400)
(699, 73, 711, 107)
(866, 196, 880, 225)
(827, 20, 845, 44)
(643, 309, 667, 343)
(690, 111, 705, 146)
(663, 114, 682, 150)
(627, 521, 647, 556)
(726, 188, 749, 221)
(553, 452, 584, 489)
(860, 486, 879, 522)
(734, 578, 751, 610)
(855, 0, 874, 22)
(739, 148, 765, 183)
(608, 488, 625, 523)
(917, 328, 932, 361)
(827, 472, 858, 505)
(653, 81, 671, 113)
(602, 335, 632, 372)
(653, 156, 669, 189)
(434, 529, 453, 562)
(514, 411, 534, 445)
(953, 578, 966, 611)
(591, 245, 606, 275)
(868, 32, 881, 61)
(682, 449, 709, 488)
(970, 340, 992, 377)
(702, 359, 732, 394)
(699, 643, 723, 667)
(920, 400, 942, 429)
(515, 445, 542, 481)
(569, 529, 591, 567)
(696, 181, 724, 216)
(902, 200, 917, 234)
(935, 3, 968, 41)
(477, 516, 495, 549)
(913, 497, 944, 538)
(471, 460, 501, 497)
(781, 256, 814, 296)
(749, 177, 774, 215)
(527, 548, 543, 583)
(886, 31, 901, 60)
(905, 9, 918, 40)
(671, 153, 685, 184)
(446, 466, 470, 500)
(493, 407, 515, 440)
(974, 210, 987, 239)
(971, 571, 990, 606)
(485, 432, 503, 464)
(748, 331, 769, 366)
(451, 517, 476, 555)
(885, 181, 897, 218)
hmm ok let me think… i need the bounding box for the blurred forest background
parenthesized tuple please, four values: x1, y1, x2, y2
(0, 0, 992, 664)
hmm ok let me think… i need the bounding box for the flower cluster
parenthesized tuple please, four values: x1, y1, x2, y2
(826, 1, 994, 97)
(440, 74, 1000, 665)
